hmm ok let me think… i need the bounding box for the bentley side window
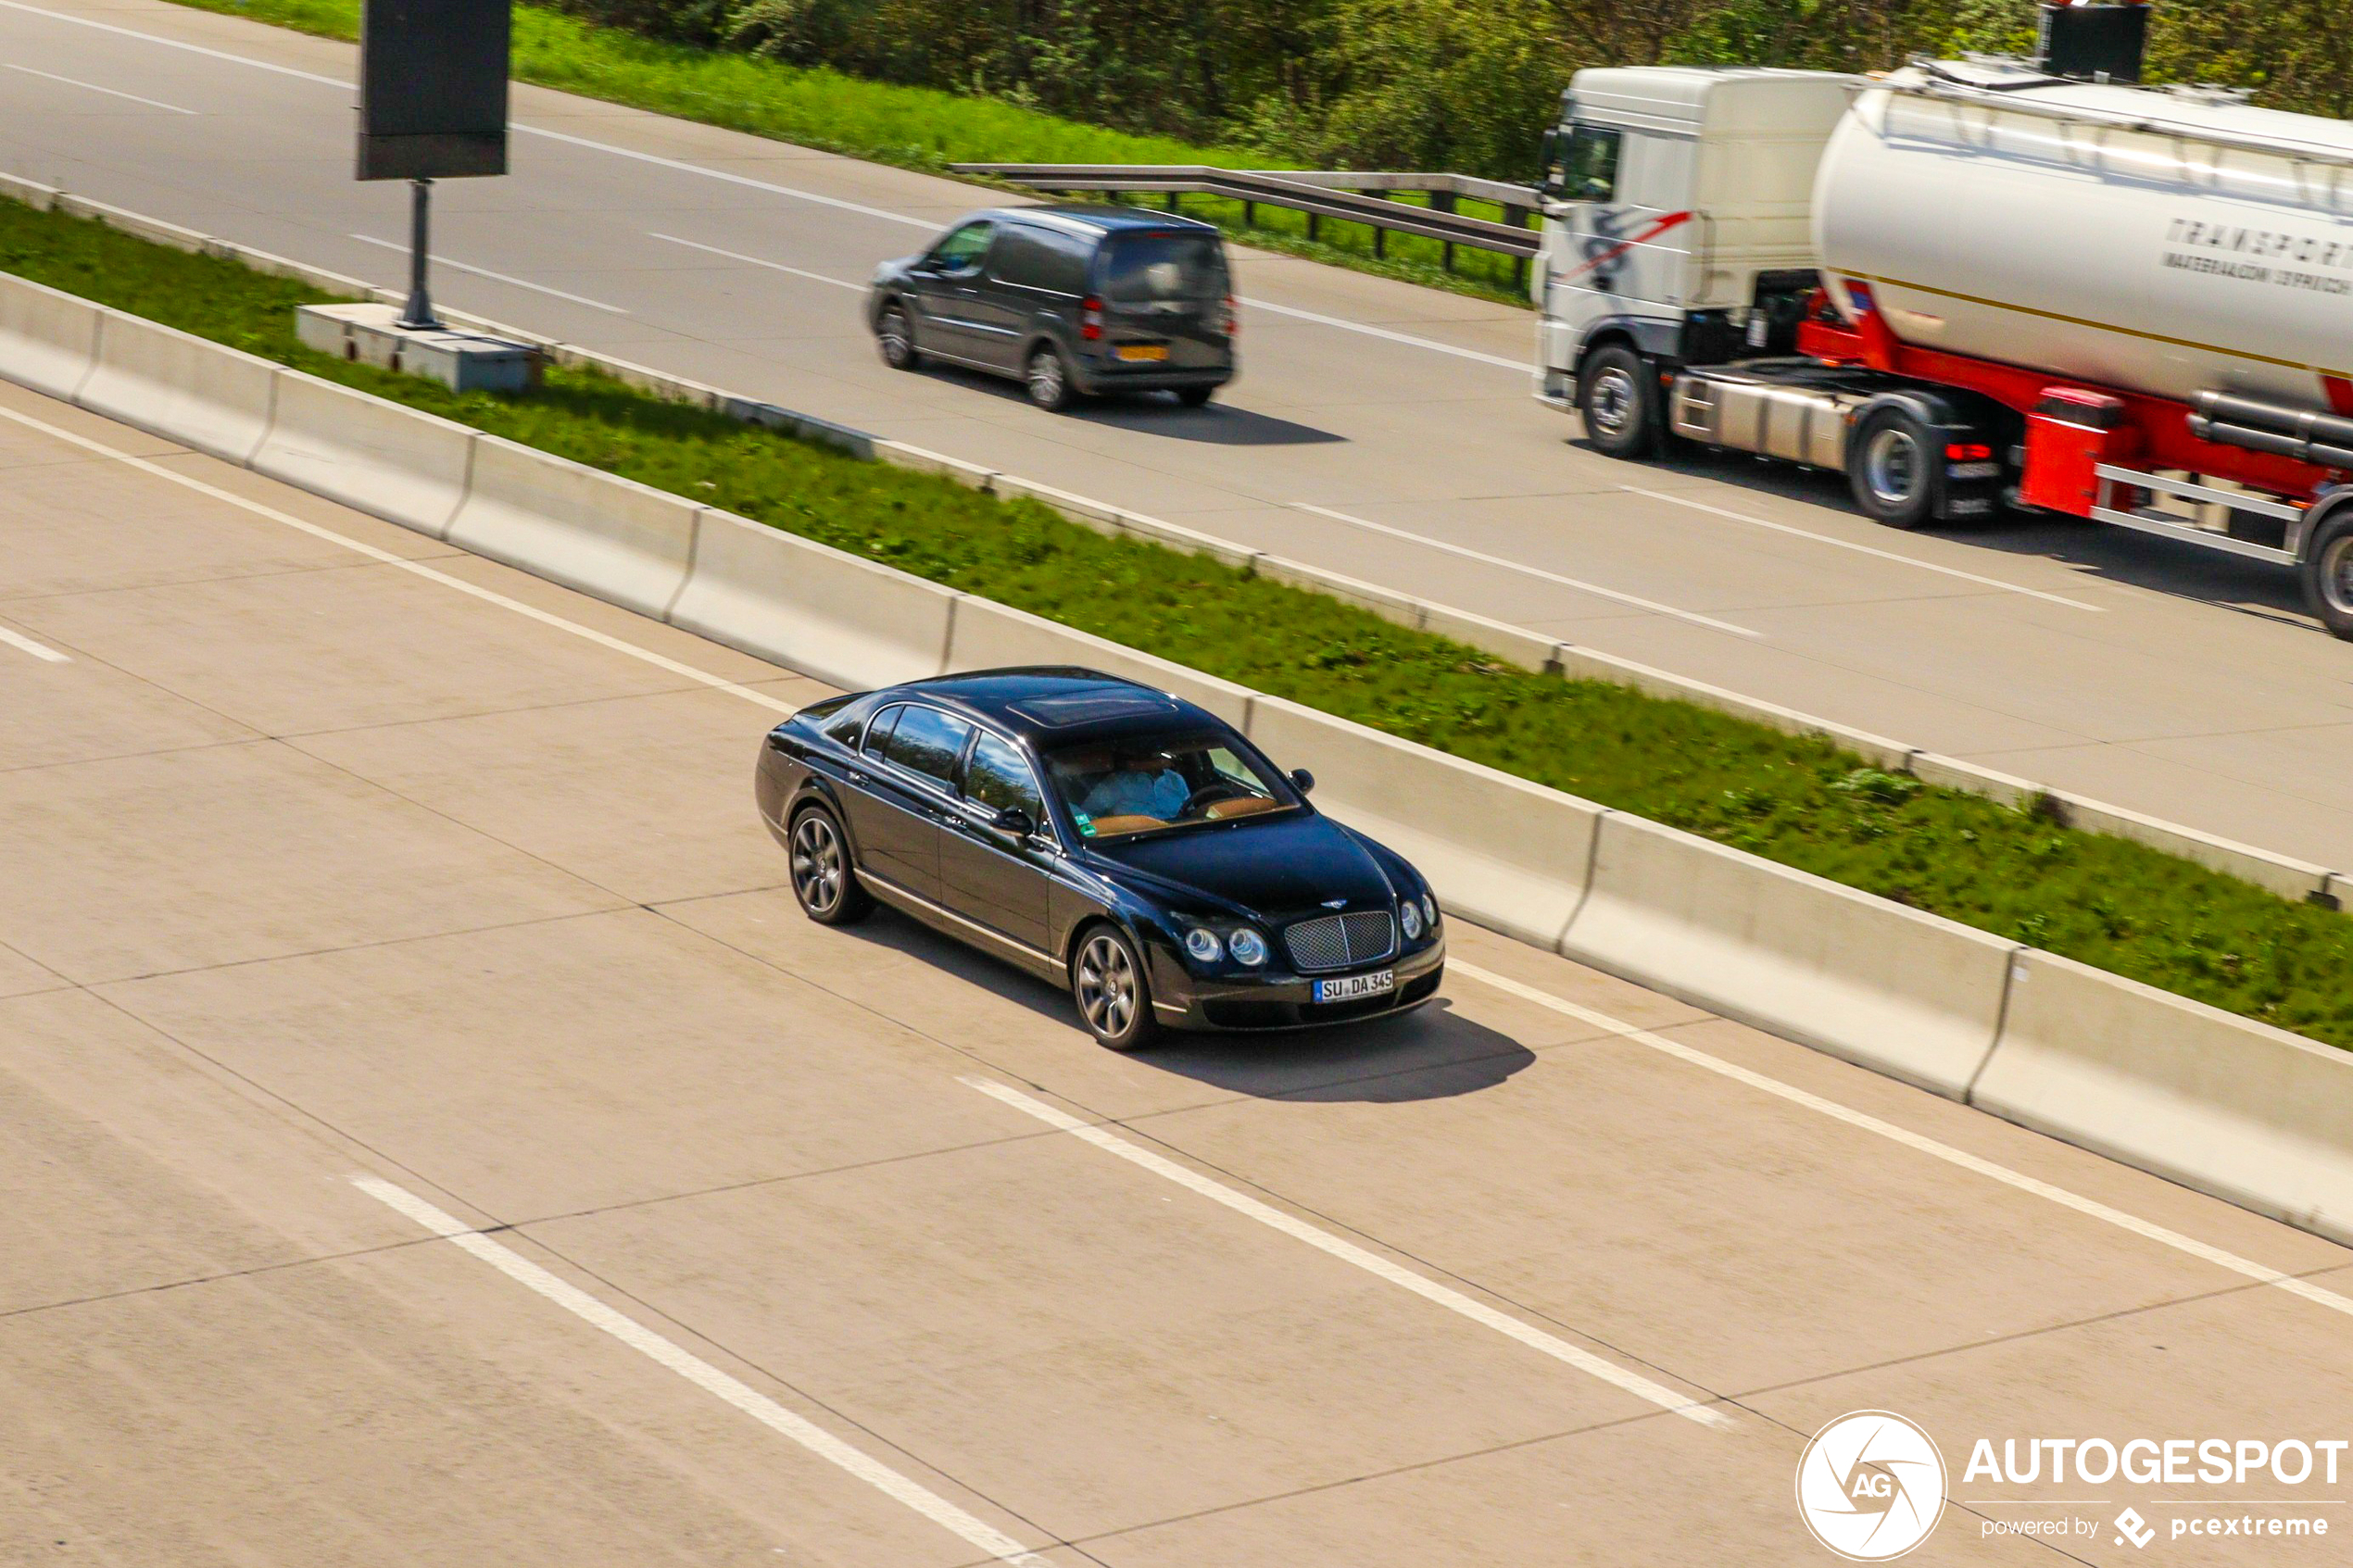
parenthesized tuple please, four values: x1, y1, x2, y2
(862, 704, 903, 758)
(965, 732, 1046, 822)
(883, 706, 975, 788)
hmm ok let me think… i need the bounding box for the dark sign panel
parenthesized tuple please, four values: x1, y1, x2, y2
(2036, 2, 2150, 84)
(358, 0, 511, 180)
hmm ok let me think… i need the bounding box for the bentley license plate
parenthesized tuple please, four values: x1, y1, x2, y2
(1314, 970, 1395, 1004)
(1115, 344, 1169, 361)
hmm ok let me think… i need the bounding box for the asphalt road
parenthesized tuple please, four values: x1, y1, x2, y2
(6, 355, 2353, 1562)
(6, 0, 2353, 879)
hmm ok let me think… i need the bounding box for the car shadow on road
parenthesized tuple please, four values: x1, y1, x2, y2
(920, 364, 1346, 445)
(1139, 999, 1537, 1103)
(1617, 440, 2326, 633)
(846, 908, 1533, 1102)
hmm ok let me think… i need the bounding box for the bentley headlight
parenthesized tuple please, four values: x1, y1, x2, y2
(1400, 899, 1424, 940)
(1183, 926, 1224, 964)
(1422, 893, 1439, 928)
(1229, 927, 1269, 966)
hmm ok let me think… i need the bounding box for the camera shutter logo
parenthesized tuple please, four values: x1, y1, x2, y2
(1794, 1410, 1948, 1561)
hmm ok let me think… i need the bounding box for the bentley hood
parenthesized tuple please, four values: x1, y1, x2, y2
(1082, 810, 1396, 921)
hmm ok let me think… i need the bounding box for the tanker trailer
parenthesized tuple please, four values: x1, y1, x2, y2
(1532, 19, 2353, 637)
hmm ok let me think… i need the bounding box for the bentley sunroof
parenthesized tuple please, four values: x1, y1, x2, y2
(1007, 688, 1182, 727)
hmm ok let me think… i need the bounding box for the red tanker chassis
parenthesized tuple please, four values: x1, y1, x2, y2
(1800, 287, 2347, 540)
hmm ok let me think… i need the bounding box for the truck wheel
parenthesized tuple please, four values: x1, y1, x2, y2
(1578, 345, 1662, 458)
(2301, 509, 2353, 640)
(1850, 408, 1941, 531)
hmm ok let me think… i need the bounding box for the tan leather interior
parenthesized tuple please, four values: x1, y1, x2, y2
(1085, 814, 1167, 836)
(1204, 796, 1281, 821)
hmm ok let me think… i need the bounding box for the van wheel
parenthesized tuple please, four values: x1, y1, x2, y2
(877, 305, 920, 370)
(1026, 345, 1076, 411)
(1578, 345, 1662, 458)
(1176, 386, 1214, 408)
(1072, 924, 1157, 1050)
(1850, 407, 1942, 531)
(2302, 508, 2353, 640)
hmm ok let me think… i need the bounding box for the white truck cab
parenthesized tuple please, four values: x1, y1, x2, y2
(1535, 69, 1857, 426)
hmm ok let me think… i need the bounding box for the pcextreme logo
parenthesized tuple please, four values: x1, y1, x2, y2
(1795, 1410, 1949, 1561)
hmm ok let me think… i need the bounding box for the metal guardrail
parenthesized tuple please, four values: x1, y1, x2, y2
(950, 164, 1543, 280)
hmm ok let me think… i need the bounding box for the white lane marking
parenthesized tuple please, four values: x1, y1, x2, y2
(348, 233, 633, 315)
(1626, 487, 2104, 613)
(0, 404, 798, 714)
(1451, 960, 2353, 1323)
(520, 124, 937, 232)
(0, 0, 346, 85)
(645, 231, 863, 292)
(3, 61, 196, 113)
(1292, 501, 1760, 639)
(0, 0, 1537, 372)
(1239, 297, 1526, 371)
(0, 622, 69, 662)
(350, 1176, 1054, 1567)
(963, 1074, 1730, 1428)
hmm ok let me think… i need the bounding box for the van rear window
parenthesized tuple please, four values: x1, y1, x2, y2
(1100, 233, 1227, 302)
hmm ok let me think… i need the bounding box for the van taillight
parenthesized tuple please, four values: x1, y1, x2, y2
(1080, 296, 1102, 341)
(1218, 295, 1238, 336)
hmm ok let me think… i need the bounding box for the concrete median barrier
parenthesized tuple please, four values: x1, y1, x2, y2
(1969, 951, 2353, 1244)
(668, 511, 956, 690)
(76, 310, 278, 462)
(1244, 696, 1600, 947)
(1562, 813, 2017, 1097)
(251, 370, 475, 538)
(944, 596, 1255, 724)
(445, 437, 700, 618)
(0, 272, 102, 402)
(875, 439, 997, 490)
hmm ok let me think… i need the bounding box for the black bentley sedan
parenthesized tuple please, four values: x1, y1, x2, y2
(754, 669, 1443, 1048)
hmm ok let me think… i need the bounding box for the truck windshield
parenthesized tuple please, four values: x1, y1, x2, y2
(1100, 233, 1228, 303)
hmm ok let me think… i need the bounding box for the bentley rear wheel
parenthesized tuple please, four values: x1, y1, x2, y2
(788, 805, 873, 925)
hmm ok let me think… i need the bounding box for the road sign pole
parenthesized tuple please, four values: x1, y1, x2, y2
(396, 176, 441, 331)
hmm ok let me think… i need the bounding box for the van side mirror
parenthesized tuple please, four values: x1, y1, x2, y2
(1537, 127, 1564, 201)
(1290, 768, 1315, 797)
(995, 805, 1036, 838)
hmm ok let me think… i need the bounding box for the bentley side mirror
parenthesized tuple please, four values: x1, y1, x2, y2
(1290, 768, 1315, 797)
(996, 806, 1036, 838)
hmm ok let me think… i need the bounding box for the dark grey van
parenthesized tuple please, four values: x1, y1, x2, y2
(866, 206, 1237, 411)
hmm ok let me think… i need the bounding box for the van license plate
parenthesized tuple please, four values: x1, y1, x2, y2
(1315, 971, 1395, 1004)
(1115, 344, 1169, 362)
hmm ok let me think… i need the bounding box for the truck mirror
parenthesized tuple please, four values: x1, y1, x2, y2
(1537, 127, 1564, 200)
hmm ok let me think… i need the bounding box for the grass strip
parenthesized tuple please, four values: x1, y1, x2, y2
(7, 194, 2353, 1047)
(152, 0, 1531, 305)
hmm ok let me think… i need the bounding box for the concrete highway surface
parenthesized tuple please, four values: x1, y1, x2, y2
(6, 357, 2353, 1561)
(6, 0, 2353, 878)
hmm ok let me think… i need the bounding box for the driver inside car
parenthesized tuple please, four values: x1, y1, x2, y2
(1076, 751, 1190, 822)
